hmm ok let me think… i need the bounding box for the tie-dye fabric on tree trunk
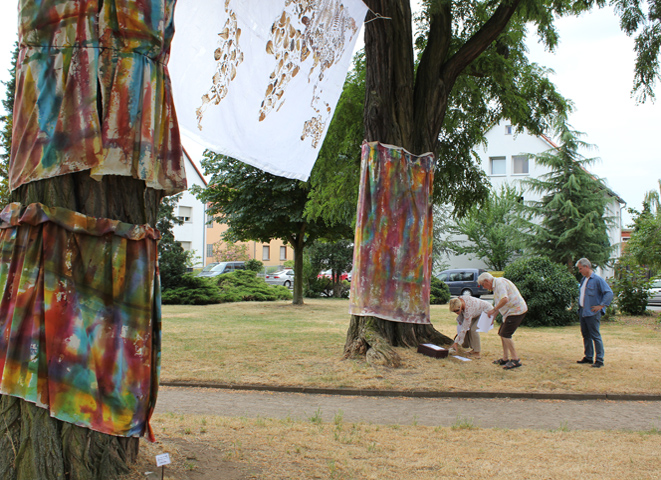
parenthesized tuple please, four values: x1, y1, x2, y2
(349, 142, 435, 324)
(10, 0, 185, 194)
(0, 203, 161, 440)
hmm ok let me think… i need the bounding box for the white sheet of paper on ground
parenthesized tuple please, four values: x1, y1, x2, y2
(452, 356, 471, 362)
(476, 312, 494, 333)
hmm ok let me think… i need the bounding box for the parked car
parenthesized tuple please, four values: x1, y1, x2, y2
(265, 269, 295, 287)
(435, 268, 490, 297)
(318, 269, 351, 281)
(197, 261, 246, 278)
(648, 279, 661, 305)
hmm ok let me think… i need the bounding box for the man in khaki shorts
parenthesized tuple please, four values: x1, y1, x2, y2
(477, 272, 528, 369)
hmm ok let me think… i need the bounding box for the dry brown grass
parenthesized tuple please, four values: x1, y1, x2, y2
(128, 413, 661, 479)
(161, 299, 661, 395)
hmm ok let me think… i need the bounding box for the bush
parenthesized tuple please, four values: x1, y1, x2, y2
(430, 277, 451, 304)
(245, 259, 264, 273)
(304, 276, 350, 298)
(503, 256, 578, 327)
(216, 269, 292, 302)
(161, 275, 223, 305)
(612, 256, 650, 316)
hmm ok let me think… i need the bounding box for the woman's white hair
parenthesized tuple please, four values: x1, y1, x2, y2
(477, 272, 494, 285)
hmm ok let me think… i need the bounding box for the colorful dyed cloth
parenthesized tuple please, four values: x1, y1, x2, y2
(0, 203, 161, 440)
(10, 0, 185, 194)
(349, 142, 435, 324)
(170, 0, 368, 181)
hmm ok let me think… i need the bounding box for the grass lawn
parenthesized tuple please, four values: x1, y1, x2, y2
(130, 299, 661, 479)
(161, 298, 661, 395)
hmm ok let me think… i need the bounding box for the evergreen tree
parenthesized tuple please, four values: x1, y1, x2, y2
(0, 43, 18, 209)
(521, 117, 614, 271)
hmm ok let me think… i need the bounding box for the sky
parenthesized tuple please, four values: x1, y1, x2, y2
(0, 5, 658, 226)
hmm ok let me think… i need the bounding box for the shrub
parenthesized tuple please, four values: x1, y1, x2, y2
(216, 269, 292, 302)
(245, 259, 264, 273)
(612, 256, 650, 316)
(503, 256, 578, 327)
(161, 275, 223, 305)
(305, 276, 334, 298)
(430, 277, 451, 304)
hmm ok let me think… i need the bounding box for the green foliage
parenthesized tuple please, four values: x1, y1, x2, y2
(245, 259, 264, 273)
(430, 277, 451, 305)
(609, 0, 661, 101)
(521, 117, 615, 270)
(612, 254, 651, 316)
(305, 52, 364, 228)
(504, 256, 578, 327)
(0, 43, 18, 209)
(308, 240, 353, 298)
(157, 194, 194, 290)
(161, 275, 223, 305)
(445, 185, 527, 270)
(626, 181, 661, 274)
(216, 270, 292, 302)
(305, 276, 350, 298)
(191, 152, 351, 304)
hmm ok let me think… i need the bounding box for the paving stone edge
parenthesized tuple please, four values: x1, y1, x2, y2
(160, 382, 661, 402)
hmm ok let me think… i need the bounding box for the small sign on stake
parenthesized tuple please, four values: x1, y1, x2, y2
(155, 453, 171, 479)
(155, 453, 171, 467)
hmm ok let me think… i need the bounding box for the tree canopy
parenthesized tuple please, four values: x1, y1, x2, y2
(444, 184, 528, 270)
(192, 152, 353, 304)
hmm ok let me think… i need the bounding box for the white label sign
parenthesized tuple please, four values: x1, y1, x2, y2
(155, 453, 171, 467)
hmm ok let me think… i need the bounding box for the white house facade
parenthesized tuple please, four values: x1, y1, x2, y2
(171, 148, 208, 268)
(441, 120, 625, 278)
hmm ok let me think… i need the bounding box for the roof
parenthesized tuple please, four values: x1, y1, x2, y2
(182, 147, 208, 186)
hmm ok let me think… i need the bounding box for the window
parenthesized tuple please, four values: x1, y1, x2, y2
(279, 246, 287, 261)
(490, 156, 506, 175)
(179, 241, 191, 251)
(512, 155, 529, 174)
(206, 244, 213, 257)
(178, 206, 192, 223)
(462, 272, 474, 281)
(262, 245, 270, 261)
(505, 124, 513, 135)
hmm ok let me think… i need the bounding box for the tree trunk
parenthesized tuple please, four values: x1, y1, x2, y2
(343, 315, 453, 367)
(291, 232, 306, 305)
(0, 172, 162, 480)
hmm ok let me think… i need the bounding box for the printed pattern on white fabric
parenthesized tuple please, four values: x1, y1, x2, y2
(171, 0, 368, 181)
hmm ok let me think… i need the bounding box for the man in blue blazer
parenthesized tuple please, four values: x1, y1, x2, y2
(575, 258, 614, 368)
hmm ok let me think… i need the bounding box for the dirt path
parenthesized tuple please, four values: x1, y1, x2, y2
(156, 386, 661, 431)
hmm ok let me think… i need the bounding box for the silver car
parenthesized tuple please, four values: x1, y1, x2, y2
(648, 279, 661, 305)
(265, 269, 294, 287)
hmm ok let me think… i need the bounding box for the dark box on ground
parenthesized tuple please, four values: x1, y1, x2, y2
(417, 343, 448, 359)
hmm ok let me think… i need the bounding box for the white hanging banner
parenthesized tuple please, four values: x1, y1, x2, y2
(170, 0, 368, 181)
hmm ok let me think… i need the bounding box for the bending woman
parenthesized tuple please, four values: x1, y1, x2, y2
(448, 295, 493, 359)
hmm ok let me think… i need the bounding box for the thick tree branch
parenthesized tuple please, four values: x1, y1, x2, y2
(412, 2, 453, 154)
(443, 0, 523, 82)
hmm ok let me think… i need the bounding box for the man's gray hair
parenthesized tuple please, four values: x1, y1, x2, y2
(575, 258, 592, 268)
(477, 272, 494, 285)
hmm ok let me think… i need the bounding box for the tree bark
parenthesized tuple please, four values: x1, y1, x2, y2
(289, 226, 307, 305)
(0, 172, 162, 480)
